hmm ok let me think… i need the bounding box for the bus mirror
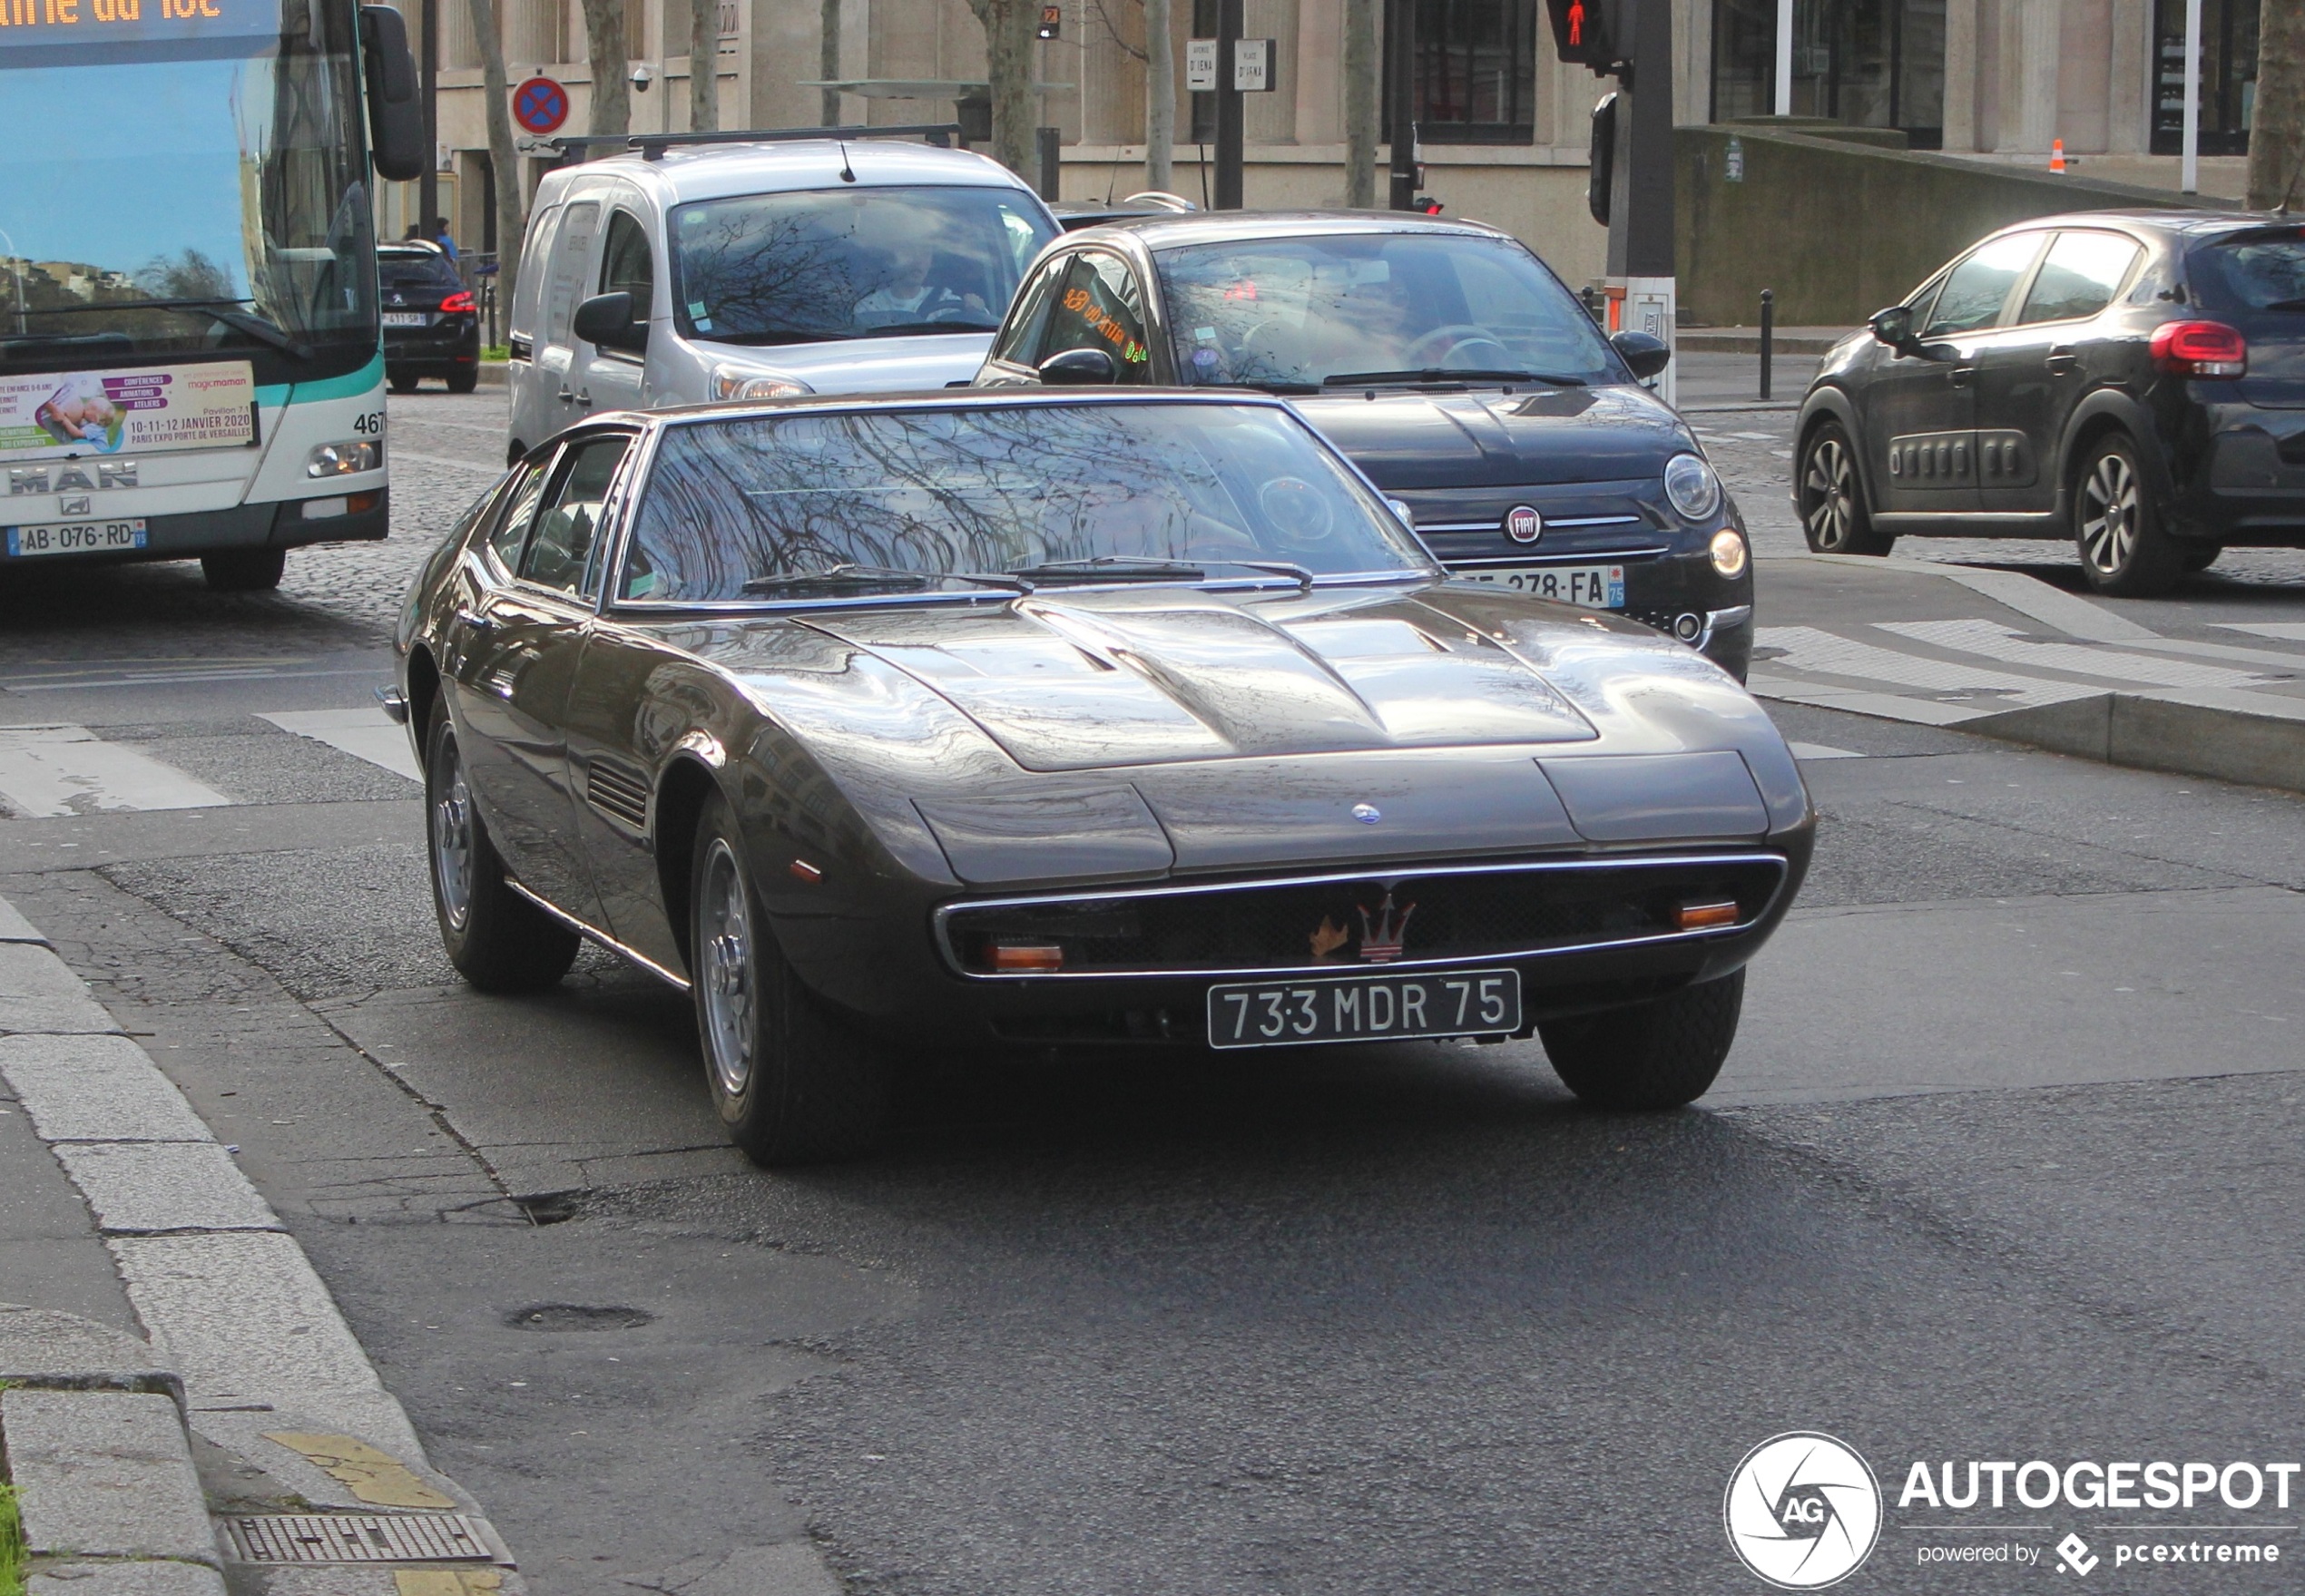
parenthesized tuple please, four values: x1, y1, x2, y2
(358, 5, 427, 181)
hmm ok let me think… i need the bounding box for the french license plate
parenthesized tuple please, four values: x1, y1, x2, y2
(1460, 563, 1626, 607)
(382, 312, 428, 327)
(1207, 968, 1522, 1051)
(5, 519, 147, 557)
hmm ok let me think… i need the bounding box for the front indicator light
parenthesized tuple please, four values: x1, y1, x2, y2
(307, 439, 381, 476)
(711, 364, 812, 401)
(1677, 901, 1741, 931)
(992, 943, 1064, 973)
(1710, 527, 1749, 578)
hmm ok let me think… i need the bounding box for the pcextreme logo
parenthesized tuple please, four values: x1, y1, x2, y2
(1724, 1432, 1884, 1589)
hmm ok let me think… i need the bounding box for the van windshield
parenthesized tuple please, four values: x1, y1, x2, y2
(668, 185, 1056, 347)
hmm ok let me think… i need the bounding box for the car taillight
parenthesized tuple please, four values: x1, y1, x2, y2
(2150, 319, 2246, 378)
(440, 290, 476, 314)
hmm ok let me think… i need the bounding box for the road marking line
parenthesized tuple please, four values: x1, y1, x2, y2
(2216, 622, 2305, 642)
(0, 724, 231, 817)
(263, 1433, 456, 1509)
(1877, 619, 2289, 693)
(4, 667, 380, 692)
(260, 709, 422, 782)
(1910, 563, 2160, 642)
(1786, 742, 1863, 759)
(1754, 627, 2102, 710)
(1747, 676, 1989, 726)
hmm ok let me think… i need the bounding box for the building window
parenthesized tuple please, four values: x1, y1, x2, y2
(1383, 0, 1539, 145)
(2152, 0, 2256, 156)
(1710, 0, 1944, 148)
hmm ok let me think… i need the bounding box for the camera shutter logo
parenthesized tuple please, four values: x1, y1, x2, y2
(1723, 1432, 1881, 1589)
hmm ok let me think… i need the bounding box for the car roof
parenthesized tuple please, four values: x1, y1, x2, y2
(380, 240, 448, 257)
(1061, 210, 1514, 250)
(1978, 209, 2301, 244)
(533, 137, 1038, 212)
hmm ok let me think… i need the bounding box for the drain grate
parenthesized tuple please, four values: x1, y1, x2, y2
(224, 1514, 494, 1564)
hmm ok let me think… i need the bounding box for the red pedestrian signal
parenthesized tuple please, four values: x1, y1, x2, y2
(1567, 0, 1584, 44)
(1545, 0, 1619, 67)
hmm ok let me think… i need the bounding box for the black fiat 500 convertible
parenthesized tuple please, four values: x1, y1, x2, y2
(389, 390, 1811, 1164)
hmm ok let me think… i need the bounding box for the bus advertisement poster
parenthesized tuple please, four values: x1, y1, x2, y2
(0, 361, 256, 459)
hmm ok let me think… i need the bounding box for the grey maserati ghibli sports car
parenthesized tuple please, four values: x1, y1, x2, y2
(389, 390, 1813, 1164)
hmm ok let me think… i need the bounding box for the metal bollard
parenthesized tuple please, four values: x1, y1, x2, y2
(1759, 289, 1775, 401)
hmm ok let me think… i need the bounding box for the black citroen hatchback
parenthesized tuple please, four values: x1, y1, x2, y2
(379, 241, 481, 394)
(1795, 211, 2305, 595)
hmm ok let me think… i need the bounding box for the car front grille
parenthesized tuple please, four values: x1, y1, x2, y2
(937, 853, 1787, 979)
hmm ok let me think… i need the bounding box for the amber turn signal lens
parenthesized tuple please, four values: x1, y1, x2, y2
(1676, 901, 1741, 931)
(992, 943, 1064, 973)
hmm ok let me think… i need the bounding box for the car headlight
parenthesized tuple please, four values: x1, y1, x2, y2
(1663, 452, 1722, 522)
(307, 439, 381, 476)
(711, 364, 812, 401)
(1709, 527, 1749, 578)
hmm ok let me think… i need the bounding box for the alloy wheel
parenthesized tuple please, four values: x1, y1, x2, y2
(431, 739, 475, 931)
(1803, 436, 1858, 551)
(699, 838, 757, 1099)
(2079, 450, 2140, 576)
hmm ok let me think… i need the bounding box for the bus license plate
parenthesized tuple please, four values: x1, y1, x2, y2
(1207, 968, 1521, 1051)
(1460, 563, 1625, 607)
(6, 519, 148, 557)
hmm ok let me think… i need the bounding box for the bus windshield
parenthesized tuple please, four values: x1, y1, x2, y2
(0, 0, 378, 377)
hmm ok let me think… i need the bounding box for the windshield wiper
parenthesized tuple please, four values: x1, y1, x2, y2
(857, 321, 1001, 338)
(1321, 367, 1586, 387)
(1006, 555, 1208, 583)
(2260, 298, 2305, 311)
(740, 563, 1030, 597)
(15, 296, 311, 357)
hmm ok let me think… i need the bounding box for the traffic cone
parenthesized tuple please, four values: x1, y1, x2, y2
(2051, 138, 2065, 173)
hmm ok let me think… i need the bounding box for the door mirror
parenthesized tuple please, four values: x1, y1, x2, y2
(574, 292, 647, 354)
(1037, 347, 1118, 386)
(1869, 304, 1918, 351)
(358, 5, 425, 181)
(1588, 93, 1618, 228)
(1611, 329, 1671, 380)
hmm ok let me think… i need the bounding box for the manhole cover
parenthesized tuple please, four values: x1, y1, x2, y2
(223, 1514, 494, 1564)
(506, 1303, 655, 1331)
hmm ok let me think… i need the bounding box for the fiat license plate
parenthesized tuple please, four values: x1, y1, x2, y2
(5, 519, 147, 557)
(1207, 968, 1521, 1050)
(1460, 563, 1625, 607)
(382, 312, 428, 327)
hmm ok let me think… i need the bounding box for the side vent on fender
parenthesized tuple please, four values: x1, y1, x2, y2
(586, 758, 650, 829)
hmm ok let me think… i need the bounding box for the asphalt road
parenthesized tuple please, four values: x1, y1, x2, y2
(4, 386, 2304, 1594)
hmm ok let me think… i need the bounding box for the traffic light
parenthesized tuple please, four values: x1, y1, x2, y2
(1545, 0, 1623, 69)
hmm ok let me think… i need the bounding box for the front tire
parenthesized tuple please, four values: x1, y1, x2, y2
(1539, 969, 1745, 1111)
(2074, 433, 2183, 597)
(425, 696, 580, 993)
(691, 796, 890, 1165)
(201, 549, 286, 591)
(1800, 421, 1895, 555)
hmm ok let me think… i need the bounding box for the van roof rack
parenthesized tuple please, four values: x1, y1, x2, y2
(536, 123, 966, 166)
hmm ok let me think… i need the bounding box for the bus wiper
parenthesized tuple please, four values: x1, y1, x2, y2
(1006, 555, 1207, 583)
(1321, 367, 1585, 387)
(19, 296, 311, 357)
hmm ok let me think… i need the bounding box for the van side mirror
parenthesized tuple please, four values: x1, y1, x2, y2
(358, 5, 425, 181)
(1869, 304, 1918, 352)
(1038, 348, 1117, 386)
(574, 292, 647, 354)
(1611, 329, 1670, 380)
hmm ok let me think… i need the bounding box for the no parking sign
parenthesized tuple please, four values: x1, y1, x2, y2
(513, 76, 569, 135)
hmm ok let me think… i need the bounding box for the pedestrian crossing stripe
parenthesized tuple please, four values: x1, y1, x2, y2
(0, 725, 231, 818)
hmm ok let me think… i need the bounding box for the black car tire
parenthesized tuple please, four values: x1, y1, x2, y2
(389, 370, 419, 394)
(447, 367, 479, 395)
(201, 549, 286, 591)
(1539, 968, 1744, 1111)
(690, 794, 890, 1165)
(2074, 433, 2184, 597)
(1799, 422, 1894, 555)
(2182, 544, 2222, 573)
(425, 695, 581, 993)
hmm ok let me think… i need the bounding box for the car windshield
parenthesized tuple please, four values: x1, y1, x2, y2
(667, 184, 1057, 347)
(2190, 230, 2305, 311)
(1155, 232, 1622, 390)
(619, 401, 1435, 603)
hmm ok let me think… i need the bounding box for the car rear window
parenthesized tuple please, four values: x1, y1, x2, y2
(2190, 230, 2305, 312)
(379, 250, 461, 290)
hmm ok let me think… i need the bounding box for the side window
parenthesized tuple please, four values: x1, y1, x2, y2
(544, 201, 602, 348)
(508, 205, 561, 345)
(991, 257, 1067, 367)
(598, 209, 654, 311)
(488, 457, 551, 571)
(1923, 233, 2046, 338)
(2018, 231, 2143, 325)
(518, 436, 632, 597)
(1040, 252, 1152, 383)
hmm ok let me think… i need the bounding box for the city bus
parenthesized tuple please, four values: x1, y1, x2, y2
(0, 0, 422, 590)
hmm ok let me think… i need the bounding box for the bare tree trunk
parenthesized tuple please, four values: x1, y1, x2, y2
(582, 0, 629, 137)
(1144, 0, 1173, 191)
(466, 0, 526, 289)
(690, 0, 718, 132)
(966, 0, 1039, 175)
(820, 0, 842, 126)
(1343, 0, 1377, 206)
(2251, 0, 2305, 210)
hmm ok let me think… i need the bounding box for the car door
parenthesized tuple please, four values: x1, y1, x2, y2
(572, 201, 652, 416)
(535, 198, 603, 437)
(505, 202, 562, 448)
(976, 252, 1074, 384)
(446, 432, 634, 924)
(1859, 231, 2045, 520)
(1974, 229, 2144, 515)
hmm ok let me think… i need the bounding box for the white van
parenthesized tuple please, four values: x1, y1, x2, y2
(505, 136, 1059, 460)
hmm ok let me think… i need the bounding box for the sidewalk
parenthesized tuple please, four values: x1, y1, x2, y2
(0, 896, 520, 1596)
